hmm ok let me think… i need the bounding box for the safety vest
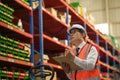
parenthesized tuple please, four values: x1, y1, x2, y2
(70, 43, 100, 80)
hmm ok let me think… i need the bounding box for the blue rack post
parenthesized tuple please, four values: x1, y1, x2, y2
(83, 23, 87, 30)
(96, 33, 101, 73)
(30, 0, 34, 79)
(29, 0, 34, 66)
(105, 42, 110, 77)
(119, 54, 120, 70)
(96, 34, 99, 45)
(66, 7, 69, 25)
(29, 0, 35, 79)
(66, 7, 70, 46)
(38, 0, 44, 67)
(112, 49, 116, 80)
(83, 23, 87, 40)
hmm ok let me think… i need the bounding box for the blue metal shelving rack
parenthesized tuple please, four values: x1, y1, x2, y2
(31, 0, 120, 79)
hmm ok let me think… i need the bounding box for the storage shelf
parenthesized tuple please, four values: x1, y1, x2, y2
(34, 34, 71, 51)
(34, 0, 120, 79)
(0, 56, 33, 68)
(33, 7, 69, 39)
(0, 22, 33, 43)
(44, 0, 85, 24)
(87, 39, 120, 65)
(43, 0, 118, 53)
(43, 7, 69, 39)
(98, 60, 119, 73)
(99, 45, 120, 64)
(54, 0, 120, 55)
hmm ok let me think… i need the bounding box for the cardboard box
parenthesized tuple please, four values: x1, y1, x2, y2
(57, 11, 66, 23)
(64, 0, 71, 4)
(57, 11, 71, 24)
(34, 54, 49, 63)
(32, 0, 45, 9)
(59, 39, 68, 46)
(24, 43, 30, 52)
(59, 15, 66, 23)
(82, 7, 87, 20)
(34, 53, 40, 63)
(24, 43, 31, 57)
(46, 7, 57, 18)
(87, 13, 95, 26)
(58, 11, 66, 18)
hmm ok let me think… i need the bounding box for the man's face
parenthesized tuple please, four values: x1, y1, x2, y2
(70, 29, 83, 45)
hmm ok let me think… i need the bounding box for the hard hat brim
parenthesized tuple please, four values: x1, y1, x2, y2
(67, 24, 86, 35)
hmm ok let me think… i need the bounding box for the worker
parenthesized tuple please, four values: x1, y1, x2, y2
(61, 24, 100, 80)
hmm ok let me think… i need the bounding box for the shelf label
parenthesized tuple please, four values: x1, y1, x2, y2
(58, 66, 61, 68)
(27, 62, 31, 65)
(27, 63, 33, 66)
(8, 25, 13, 29)
(8, 58, 14, 62)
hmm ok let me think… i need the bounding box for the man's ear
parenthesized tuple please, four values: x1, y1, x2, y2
(82, 33, 86, 38)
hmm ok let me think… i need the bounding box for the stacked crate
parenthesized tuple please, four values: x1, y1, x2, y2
(0, 2, 19, 28)
(0, 35, 30, 62)
(0, 1, 32, 80)
(0, 34, 30, 79)
(0, 66, 29, 80)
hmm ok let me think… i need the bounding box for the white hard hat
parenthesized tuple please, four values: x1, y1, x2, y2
(67, 24, 86, 36)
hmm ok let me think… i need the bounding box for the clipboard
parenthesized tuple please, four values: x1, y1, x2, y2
(52, 54, 82, 70)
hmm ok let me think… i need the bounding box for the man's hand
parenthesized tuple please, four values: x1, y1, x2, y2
(65, 49, 75, 61)
(61, 62, 70, 73)
(65, 49, 70, 56)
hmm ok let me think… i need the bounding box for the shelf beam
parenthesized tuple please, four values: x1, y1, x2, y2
(15, 0, 32, 11)
(0, 22, 33, 40)
(0, 56, 33, 67)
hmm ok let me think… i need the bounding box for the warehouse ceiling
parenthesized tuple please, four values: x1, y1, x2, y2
(70, 0, 120, 48)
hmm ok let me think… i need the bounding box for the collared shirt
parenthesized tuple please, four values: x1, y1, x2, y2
(74, 41, 98, 70)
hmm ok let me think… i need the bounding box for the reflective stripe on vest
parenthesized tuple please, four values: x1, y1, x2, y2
(70, 43, 100, 80)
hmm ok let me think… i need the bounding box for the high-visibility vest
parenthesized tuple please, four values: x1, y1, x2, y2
(70, 43, 100, 80)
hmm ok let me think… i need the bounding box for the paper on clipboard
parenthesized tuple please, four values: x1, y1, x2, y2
(52, 54, 82, 70)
